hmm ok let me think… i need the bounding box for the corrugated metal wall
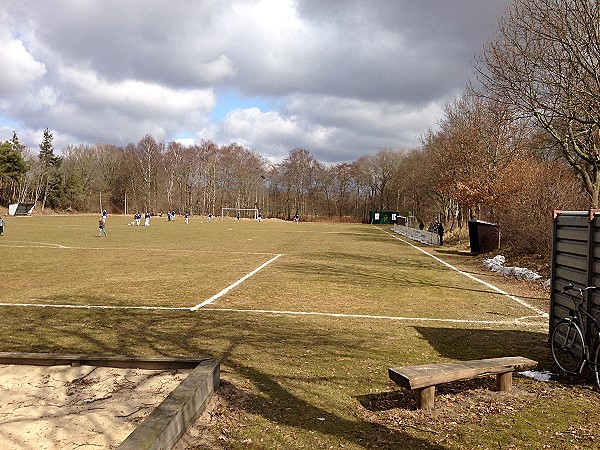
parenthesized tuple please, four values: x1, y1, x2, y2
(550, 211, 600, 341)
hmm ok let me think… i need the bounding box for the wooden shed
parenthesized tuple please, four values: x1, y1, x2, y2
(550, 210, 600, 342)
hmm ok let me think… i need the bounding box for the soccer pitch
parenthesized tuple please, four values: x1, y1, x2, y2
(0, 214, 547, 323)
(0, 214, 572, 449)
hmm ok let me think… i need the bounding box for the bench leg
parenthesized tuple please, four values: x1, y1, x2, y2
(416, 386, 435, 410)
(496, 372, 512, 392)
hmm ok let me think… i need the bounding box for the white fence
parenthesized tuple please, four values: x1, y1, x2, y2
(391, 224, 440, 245)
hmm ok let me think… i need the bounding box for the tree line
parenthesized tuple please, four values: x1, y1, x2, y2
(0, 0, 597, 258)
(0, 130, 413, 222)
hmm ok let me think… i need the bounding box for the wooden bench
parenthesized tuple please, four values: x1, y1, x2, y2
(388, 356, 537, 410)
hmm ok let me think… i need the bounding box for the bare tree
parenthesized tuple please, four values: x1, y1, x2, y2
(363, 148, 401, 211)
(277, 148, 318, 219)
(134, 135, 163, 211)
(477, 0, 600, 206)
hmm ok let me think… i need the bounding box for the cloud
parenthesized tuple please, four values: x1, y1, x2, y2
(57, 66, 215, 117)
(0, 0, 505, 162)
(212, 96, 443, 164)
(0, 30, 46, 97)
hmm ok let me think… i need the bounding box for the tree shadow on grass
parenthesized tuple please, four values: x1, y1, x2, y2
(283, 254, 545, 301)
(413, 326, 551, 363)
(225, 358, 449, 449)
(434, 249, 477, 256)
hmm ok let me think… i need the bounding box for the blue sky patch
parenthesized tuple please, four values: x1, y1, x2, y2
(211, 90, 273, 120)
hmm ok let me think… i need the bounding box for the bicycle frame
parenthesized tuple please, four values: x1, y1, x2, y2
(561, 285, 600, 368)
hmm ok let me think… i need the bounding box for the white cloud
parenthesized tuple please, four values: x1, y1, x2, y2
(191, 55, 238, 83)
(0, 0, 505, 162)
(57, 66, 216, 117)
(0, 31, 46, 96)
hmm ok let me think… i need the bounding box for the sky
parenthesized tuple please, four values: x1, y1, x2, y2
(0, 0, 506, 164)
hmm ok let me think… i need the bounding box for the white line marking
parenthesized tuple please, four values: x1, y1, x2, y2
(0, 302, 547, 326)
(201, 307, 547, 326)
(380, 228, 549, 317)
(0, 303, 188, 311)
(190, 254, 283, 311)
(0, 242, 276, 255)
(1, 242, 70, 249)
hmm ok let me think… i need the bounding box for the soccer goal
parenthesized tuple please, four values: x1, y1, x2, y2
(221, 207, 259, 220)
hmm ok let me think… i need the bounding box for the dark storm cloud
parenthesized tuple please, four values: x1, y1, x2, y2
(0, 0, 506, 163)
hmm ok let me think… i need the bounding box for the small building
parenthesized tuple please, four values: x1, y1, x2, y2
(8, 203, 35, 216)
(468, 220, 500, 253)
(369, 211, 398, 225)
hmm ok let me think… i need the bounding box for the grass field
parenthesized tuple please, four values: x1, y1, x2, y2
(0, 214, 599, 449)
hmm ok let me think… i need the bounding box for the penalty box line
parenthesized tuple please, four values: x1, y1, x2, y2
(202, 308, 547, 327)
(380, 228, 548, 318)
(190, 253, 283, 311)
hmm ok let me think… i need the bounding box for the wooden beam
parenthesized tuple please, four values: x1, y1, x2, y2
(495, 372, 512, 392)
(416, 386, 435, 410)
(389, 356, 537, 390)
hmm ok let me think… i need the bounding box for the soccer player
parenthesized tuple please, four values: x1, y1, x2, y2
(0, 216, 4, 235)
(185, 212, 189, 224)
(144, 211, 151, 226)
(98, 216, 107, 236)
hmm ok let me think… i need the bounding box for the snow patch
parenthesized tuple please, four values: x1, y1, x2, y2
(519, 370, 552, 382)
(483, 255, 542, 282)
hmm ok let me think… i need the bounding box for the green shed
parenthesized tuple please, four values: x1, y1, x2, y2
(370, 211, 398, 225)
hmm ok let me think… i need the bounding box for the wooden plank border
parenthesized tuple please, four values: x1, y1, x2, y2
(0, 352, 220, 450)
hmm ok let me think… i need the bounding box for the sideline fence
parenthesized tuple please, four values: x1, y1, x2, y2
(392, 224, 439, 245)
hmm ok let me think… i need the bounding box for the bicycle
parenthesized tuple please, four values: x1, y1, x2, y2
(550, 284, 600, 389)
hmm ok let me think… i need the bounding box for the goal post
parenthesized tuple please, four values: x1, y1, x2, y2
(221, 207, 259, 220)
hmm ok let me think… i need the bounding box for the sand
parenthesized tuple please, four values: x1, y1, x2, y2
(0, 364, 192, 449)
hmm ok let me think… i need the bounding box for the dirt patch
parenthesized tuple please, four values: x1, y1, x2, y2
(173, 380, 249, 450)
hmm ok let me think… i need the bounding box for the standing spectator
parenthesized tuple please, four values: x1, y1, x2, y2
(98, 216, 107, 237)
(0, 216, 4, 236)
(419, 221, 424, 230)
(236, 211, 240, 221)
(437, 222, 445, 245)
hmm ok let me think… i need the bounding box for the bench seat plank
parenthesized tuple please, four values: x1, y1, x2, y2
(389, 356, 537, 390)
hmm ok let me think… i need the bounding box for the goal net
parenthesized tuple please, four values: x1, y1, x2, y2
(221, 207, 259, 220)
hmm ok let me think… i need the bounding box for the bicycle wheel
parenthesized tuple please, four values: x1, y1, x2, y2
(592, 341, 600, 390)
(551, 320, 585, 374)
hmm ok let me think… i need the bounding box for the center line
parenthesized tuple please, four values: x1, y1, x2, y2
(190, 254, 283, 311)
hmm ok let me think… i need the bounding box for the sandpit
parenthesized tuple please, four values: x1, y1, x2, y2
(0, 364, 192, 449)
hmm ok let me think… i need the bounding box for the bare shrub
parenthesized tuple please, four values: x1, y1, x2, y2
(493, 155, 587, 257)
